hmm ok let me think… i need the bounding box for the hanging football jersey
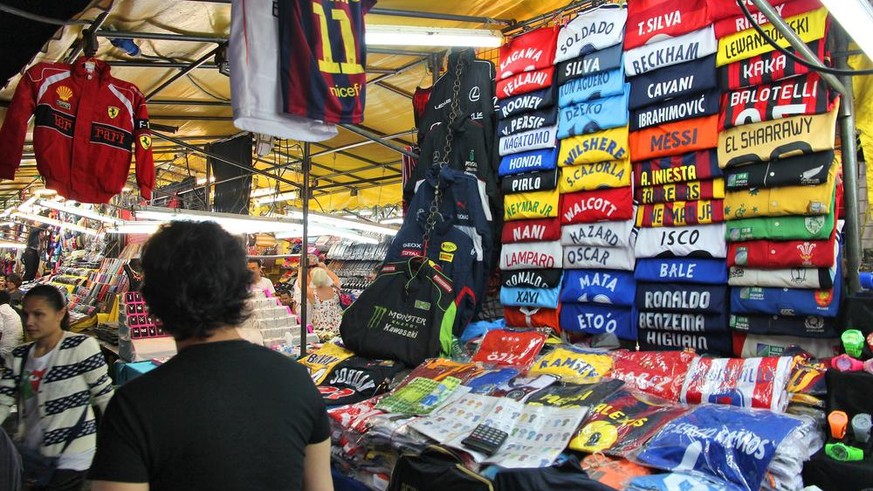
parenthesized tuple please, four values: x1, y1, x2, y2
(559, 160, 632, 193)
(560, 187, 634, 224)
(504, 306, 561, 330)
(636, 283, 728, 314)
(630, 89, 721, 131)
(730, 313, 839, 338)
(560, 269, 636, 305)
(629, 114, 718, 162)
(230, 0, 338, 141)
(628, 54, 717, 110)
(558, 68, 626, 108)
(502, 269, 564, 289)
(557, 88, 630, 139)
(277, 0, 375, 124)
(638, 329, 733, 356)
(719, 72, 837, 130)
(498, 108, 559, 137)
(634, 149, 721, 186)
(558, 126, 630, 166)
(625, 0, 711, 49)
(727, 234, 838, 269)
(499, 147, 559, 176)
(561, 218, 635, 248)
(719, 39, 825, 90)
(723, 150, 835, 190)
(554, 5, 628, 64)
(635, 257, 728, 284)
(728, 265, 835, 290)
(498, 26, 560, 80)
(563, 245, 636, 271)
(500, 285, 562, 309)
(625, 26, 717, 76)
(715, 7, 828, 66)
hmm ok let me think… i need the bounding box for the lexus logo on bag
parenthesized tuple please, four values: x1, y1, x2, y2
(469, 86, 481, 102)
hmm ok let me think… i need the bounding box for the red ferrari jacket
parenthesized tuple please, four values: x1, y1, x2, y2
(0, 57, 154, 203)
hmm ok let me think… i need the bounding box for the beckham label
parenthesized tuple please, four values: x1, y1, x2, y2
(625, 26, 717, 76)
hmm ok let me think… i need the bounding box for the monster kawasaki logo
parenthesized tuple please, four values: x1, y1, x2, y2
(367, 306, 389, 329)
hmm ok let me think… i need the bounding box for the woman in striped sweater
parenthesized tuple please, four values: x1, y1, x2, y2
(0, 284, 114, 490)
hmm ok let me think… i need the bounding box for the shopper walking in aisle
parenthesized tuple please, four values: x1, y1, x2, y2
(89, 221, 333, 491)
(0, 284, 114, 491)
(247, 257, 276, 294)
(22, 228, 44, 282)
(0, 291, 23, 358)
(307, 268, 344, 342)
(293, 254, 340, 315)
(7, 274, 23, 309)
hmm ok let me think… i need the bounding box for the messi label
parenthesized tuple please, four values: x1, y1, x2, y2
(498, 86, 556, 120)
(625, 26, 717, 76)
(630, 115, 718, 162)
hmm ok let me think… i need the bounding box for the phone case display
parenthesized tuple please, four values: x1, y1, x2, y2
(327, 240, 389, 295)
(247, 289, 301, 348)
(118, 291, 176, 362)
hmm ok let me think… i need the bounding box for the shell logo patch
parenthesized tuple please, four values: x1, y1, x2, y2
(56, 86, 73, 101)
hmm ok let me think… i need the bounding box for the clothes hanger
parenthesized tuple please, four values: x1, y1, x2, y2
(81, 28, 99, 73)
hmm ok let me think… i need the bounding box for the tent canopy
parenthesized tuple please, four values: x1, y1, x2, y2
(0, 0, 583, 214)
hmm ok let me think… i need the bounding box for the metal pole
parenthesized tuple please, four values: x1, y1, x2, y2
(96, 30, 224, 44)
(339, 124, 419, 158)
(835, 29, 863, 294)
(368, 7, 512, 25)
(152, 132, 302, 188)
(746, 0, 848, 96)
(66, 11, 110, 63)
(145, 47, 221, 100)
(109, 61, 220, 70)
(299, 143, 311, 356)
(205, 157, 213, 212)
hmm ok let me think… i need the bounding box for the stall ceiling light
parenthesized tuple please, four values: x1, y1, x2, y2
(0, 241, 25, 249)
(285, 210, 398, 236)
(38, 200, 122, 224)
(820, 0, 873, 60)
(133, 206, 301, 235)
(366, 25, 503, 47)
(12, 212, 100, 235)
(256, 191, 298, 206)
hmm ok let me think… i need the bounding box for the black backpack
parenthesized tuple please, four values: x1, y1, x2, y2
(388, 446, 492, 491)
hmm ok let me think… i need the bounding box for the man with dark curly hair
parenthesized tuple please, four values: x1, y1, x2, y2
(88, 221, 333, 491)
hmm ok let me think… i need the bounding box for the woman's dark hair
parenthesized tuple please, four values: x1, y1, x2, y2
(0, 291, 11, 306)
(141, 221, 251, 340)
(6, 274, 21, 288)
(23, 284, 70, 330)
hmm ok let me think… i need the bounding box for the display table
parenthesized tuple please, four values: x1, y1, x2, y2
(115, 360, 157, 385)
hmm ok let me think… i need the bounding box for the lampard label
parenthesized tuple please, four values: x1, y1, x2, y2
(500, 241, 563, 270)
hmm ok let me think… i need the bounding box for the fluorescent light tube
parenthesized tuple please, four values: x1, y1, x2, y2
(12, 212, 100, 235)
(0, 241, 25, 249)
(133, 206, 301, 235)
(366, 25, 503, 47)
(285, 210, 398, 236)
(38, 200, 122, 224)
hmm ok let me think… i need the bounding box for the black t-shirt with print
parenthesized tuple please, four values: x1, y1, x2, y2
(89, 340, 329, 490)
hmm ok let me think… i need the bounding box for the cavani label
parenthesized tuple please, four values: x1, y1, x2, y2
(628, 54, 717, 110)
(625, 26, 717, 76)
(717, 104, 838, 168)
(715, 7, 828, 66)
(558, 126, 629, 166)
(558, 159, 631, 193)
(629, 115, 718, 162)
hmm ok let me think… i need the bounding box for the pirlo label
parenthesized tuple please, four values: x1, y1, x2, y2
(715, 7, 828, 66)
(558, 159, 631, 193)
(558, 126, 629, 166)
(717, 102, 838, 168)
(560, 187, 633, 224)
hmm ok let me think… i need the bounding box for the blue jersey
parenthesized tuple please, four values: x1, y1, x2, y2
(560, 269, 636, 306)
(635, 258, 728, 284)
(557, 87, 630, 139)
(500, 285, 561, 309)
(498, 147, 558, 176)
(560, 303, 636, 340)
(558, 68, 626, 108)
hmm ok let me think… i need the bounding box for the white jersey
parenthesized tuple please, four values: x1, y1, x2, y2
(230, 0, 338, 141)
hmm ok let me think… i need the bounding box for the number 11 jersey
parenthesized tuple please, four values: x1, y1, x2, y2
(278, 0, 375, 124)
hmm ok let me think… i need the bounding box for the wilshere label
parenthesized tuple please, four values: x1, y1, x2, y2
(558, 126, 630, 166)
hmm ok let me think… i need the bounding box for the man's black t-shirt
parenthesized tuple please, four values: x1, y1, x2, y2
(89, 340, 330, 490)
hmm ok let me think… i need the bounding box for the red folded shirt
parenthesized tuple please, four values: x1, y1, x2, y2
(502, 217, 562, 243)
(497, 67, 555, 100)
(559, 187, 634, 224)
(498, 26, 560, 80)
(504, 306, 561, 332)
(727, 230, 837, 268)
(626, 0, 711, 50)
